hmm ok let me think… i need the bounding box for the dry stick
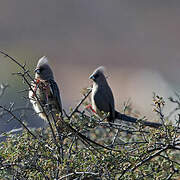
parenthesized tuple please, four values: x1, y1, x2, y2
(63, 111, 103, 153)
(159, 154, 180, 166)
(49, 111, 64, 179)
(110, 98, 130, 147)
(119, 150, 163, 178)
(0, 107, 33, 118)
(68, 136, 77, 158)
(110, 129, 120, 147)
(131, 147, 167, 171)
(173, 115, 180, 145)
(119, 146, 159, 178)
(68, 89, 92, 120)
(0, 128, 23, 138)
(0, 51, 33, 81)
(166, 173, 174, 180)
(121, 144, 180, 178)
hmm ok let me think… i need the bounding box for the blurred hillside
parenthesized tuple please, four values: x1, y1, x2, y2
(0, 1, 180, 131)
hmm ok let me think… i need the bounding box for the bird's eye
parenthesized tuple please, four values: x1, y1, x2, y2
(35, 69, 41, 74)
(94, 74, 99, 79)
(35, 67, 45, 74)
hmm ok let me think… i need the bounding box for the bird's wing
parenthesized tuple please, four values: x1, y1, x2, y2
(49, 79, 62, 113)
(105, 85, 115, 110)
(94, 86, 114, 113)
(93, 85, 115, 122)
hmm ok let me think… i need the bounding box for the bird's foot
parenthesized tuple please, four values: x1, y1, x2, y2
(32, 79, 40, 97)
(85, 104, 96, 113)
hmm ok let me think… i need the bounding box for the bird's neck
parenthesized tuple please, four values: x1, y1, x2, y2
(93, 80, 108, 89)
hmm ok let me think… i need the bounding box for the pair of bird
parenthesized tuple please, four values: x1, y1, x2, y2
(29, 56, 117, 123)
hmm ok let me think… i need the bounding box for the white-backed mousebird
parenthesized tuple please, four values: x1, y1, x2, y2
(29, 56, 62, 121)
(89, 66, 162, 128)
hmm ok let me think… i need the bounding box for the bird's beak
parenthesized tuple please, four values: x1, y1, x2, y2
(34, 69, 40, 74)
(89, 74, 95, 80)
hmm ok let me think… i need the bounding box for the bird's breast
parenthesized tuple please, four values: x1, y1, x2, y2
(91, 84, 98, 111)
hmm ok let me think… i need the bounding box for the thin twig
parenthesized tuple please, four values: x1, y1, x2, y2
(69, 89, 92, 120)
(0, 51, 33, 81)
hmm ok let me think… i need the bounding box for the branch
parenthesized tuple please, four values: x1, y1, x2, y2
(0, 107, 33, 117)
(0, 128, 23, 138)
(131, 147, 166, 172)
(132, 144, 180, 172)
(0, 51, 33, 81)
(62, 112, 123, 152)
(68, 89, 92, 120)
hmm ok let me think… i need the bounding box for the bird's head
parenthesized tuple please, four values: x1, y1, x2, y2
(35, 56, 54, 81)
(89, 66, 107, 84)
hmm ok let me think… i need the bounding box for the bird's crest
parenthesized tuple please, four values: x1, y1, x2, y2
(37, 56, 48, 67)
(94, 66, 106, 75)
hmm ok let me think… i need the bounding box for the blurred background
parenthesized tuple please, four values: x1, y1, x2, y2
(0, 0, 180, 133)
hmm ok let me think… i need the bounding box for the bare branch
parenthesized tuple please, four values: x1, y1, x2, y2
(68, 88, 92, 120)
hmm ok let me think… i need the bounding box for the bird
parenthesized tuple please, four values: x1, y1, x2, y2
(29, 56, 62, 122)
(89, 66, 162, 128)
(29, 60, 117, 150)
(89, 66, 115, 123)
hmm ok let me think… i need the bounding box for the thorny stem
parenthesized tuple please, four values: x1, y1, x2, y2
(68, 89, 92, 120)
(0, 51, 34, 81)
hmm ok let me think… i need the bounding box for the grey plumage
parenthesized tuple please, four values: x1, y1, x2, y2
(89, 66, 163, 128)
(89, 66, 115, 122)
(29, 56, 62, 121)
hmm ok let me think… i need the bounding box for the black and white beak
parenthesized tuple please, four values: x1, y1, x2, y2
(35, 69, 41, 74)
(89, 74, 95, 80)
